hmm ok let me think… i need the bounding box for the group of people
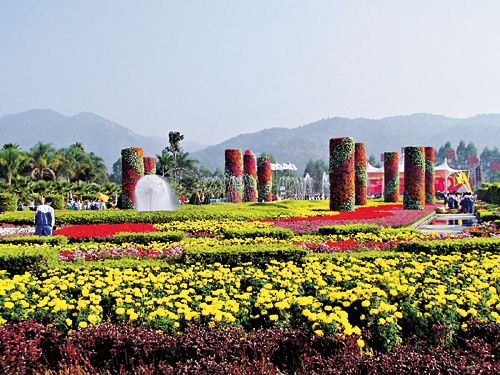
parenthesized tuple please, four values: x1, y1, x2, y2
(443, 192, 476, 213)
(66, 199, 107, 211)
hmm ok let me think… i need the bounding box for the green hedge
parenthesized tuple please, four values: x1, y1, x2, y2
(106, 231, 184, 244)
(0, 235, 68, 245)
(184, 245, 306, 267)
(0, 193, 18, 212)
(318, 224, 381, 236)
(46, 194, 65, 210)
(477, 210, 500, 223)
(477, 182, 500, 204)
(222, 228, 294, 240)
(0, 246, 58, 275)
(396, 238, 500, 254)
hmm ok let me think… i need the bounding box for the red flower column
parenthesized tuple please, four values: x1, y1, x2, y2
(355, 143, 367, 205)
(225, 149, 244, 203)
(143, 156, 157, 175)
(121, 147, 145, 209)
(243, 150, 258, 202)
(329, 137, 355, 211)
(404, 146, 426, 210)
(383, 152, 400, 202)
(424, 147, 435, 204)
(257, 155, 273, 202)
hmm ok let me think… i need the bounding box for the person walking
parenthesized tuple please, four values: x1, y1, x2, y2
(34, 199, 55, 236)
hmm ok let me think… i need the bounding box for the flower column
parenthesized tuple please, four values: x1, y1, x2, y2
(355, 142, 367, 205)
(243, 150, 258, 202)
(225, 149, 244, 203)
(121, 147, 145, 208)
(404, 146, 426, 210)
(257, 155, 273, 202)
(424, 147, 435, 204)
(143, 156, 157, 175)
(329, 137, 355, 211)
(383, 152, 400, 202)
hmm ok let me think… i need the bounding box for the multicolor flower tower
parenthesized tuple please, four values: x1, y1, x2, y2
(225, 149, 244, 203)
(257, 155, 273, 202)
(121, 147, 145, 209)
(143, 156, 157, 175)
(424, 146, 435, 204)
(329, 137, 355, 211)
(243, 150, 258, 203)
(383, 152, 400, 202)
(404, 146, 426, 210)
(354, 142, 367, 205)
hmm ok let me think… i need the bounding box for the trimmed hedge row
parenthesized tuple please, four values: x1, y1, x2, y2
(0, 246, 58, 275)
(477, 182, 500, 204)
(318, 224, 381, 235)
(222, 228, 294, 240)
(396, 238, 500, 254)
(0, 235, 68, 245)
(477, 209, 500, 222)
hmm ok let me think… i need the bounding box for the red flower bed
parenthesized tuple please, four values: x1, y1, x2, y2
(54, 223, 157, 240)
(265, 204, 438, 233)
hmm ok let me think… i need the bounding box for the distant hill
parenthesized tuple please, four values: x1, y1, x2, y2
(192, 113, 500, 173)
(0, 109, 206, 171)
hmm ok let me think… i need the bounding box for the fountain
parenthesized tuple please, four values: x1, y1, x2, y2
(321, 172, 330, 198)
(135, 175, 178, 211)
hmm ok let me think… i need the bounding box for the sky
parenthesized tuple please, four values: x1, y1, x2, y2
(1, 1, 500, 145)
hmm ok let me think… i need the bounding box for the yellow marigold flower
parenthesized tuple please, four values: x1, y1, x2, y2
(116, 307, 125, 315)
(357, 339, 365, 348)
(65, 318, 72, 326)
(3, 301, 14, 309)
(269, 314, 279, 321)
(78, 321, 88, 329)
(314, 330, 324, 337)
(361, 300, 370, 308)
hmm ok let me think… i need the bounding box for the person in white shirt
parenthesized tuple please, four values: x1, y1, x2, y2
(34, 200, 55, 236)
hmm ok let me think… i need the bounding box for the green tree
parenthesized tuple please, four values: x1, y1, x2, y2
(167, 131, 184, 182)
(368, 154, 381, 168)
(456, 140, 468, 169)
(0, 144, 26, 184)
(27, 142, 57, 180)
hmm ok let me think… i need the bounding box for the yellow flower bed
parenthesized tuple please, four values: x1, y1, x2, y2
(0, 251, 498, 349)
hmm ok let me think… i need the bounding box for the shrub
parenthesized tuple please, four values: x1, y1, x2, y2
(184, 245, 306, 267)
(477, 210, 500, 222)
(222, 227, 294, 240)
(0, 246, 57, 275)
(0, 192, 18, 212)
(45, 194, 65, 210)
(396, 238, 500, 254)
(0, 235, 68, 245)
(108, 231, 184, 244)
(318, 224, 381, 236)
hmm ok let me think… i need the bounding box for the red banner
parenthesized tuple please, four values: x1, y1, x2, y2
(490, 161, 500, 172)
(446, 150, 456, 159)
(467, 156, 478, 166)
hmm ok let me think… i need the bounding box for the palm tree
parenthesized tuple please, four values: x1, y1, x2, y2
(156, 150, 174, 178)
(176, 151, 198, 181)
(61, 143, 90, 182)
(27, 142, 57, 180)
(0, 144, 26, 184)
(82, 153, 108, 183)
(167, 131, 184, 182)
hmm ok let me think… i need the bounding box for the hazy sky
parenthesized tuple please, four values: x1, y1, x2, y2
(1, 1, 500, 145)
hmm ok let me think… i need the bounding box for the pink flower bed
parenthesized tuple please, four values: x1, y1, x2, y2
(59, 245, 183, 262)
(266, 204, 438, 233)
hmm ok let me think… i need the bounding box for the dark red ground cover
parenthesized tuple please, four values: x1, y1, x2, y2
(53, 223, 157, 240)
(0, 321, 497, 374)
(264, 203, 438, 233)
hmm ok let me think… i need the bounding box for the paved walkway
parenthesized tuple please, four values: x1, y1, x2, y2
(417, 213, 477, 234)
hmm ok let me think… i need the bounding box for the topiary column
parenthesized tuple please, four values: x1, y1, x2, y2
(225, 149, 244, 203)
(424, 147, 435, 204)
(143, 156, 157, 175)
(121, 147, 145, 208)
(404, 146, 426, 210)
(355, 142, 367, 205)
(243, 150, 258, 203)
(257, 155, 273, 202)
(329, 137, 355, 211)
(383, 152, 400, 202)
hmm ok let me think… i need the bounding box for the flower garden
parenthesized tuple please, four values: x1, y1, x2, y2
(0, 198, 499, 373)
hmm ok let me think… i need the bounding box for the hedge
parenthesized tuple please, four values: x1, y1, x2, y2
(184, 245, 306, 267)
(106, 231, 184, 244)
(477, 182, 500, 204)
(396, 238, 500, 254)
(45, 194, 65, 210)
(0, 193, 18, 212)
(477, 210, 500, 223)
(0, 246, 58, 275)
(222, 228, 294, 240)
(318, 224, 381, 236)
(0, 235, 68, 246)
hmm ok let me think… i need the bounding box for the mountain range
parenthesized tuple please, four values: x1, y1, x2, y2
(191, 113, 500, 173)
(0, 109, 205, 170)
(1, 109, 499, 174)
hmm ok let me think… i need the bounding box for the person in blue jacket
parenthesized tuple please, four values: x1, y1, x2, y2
(34, 199, 55, 236)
